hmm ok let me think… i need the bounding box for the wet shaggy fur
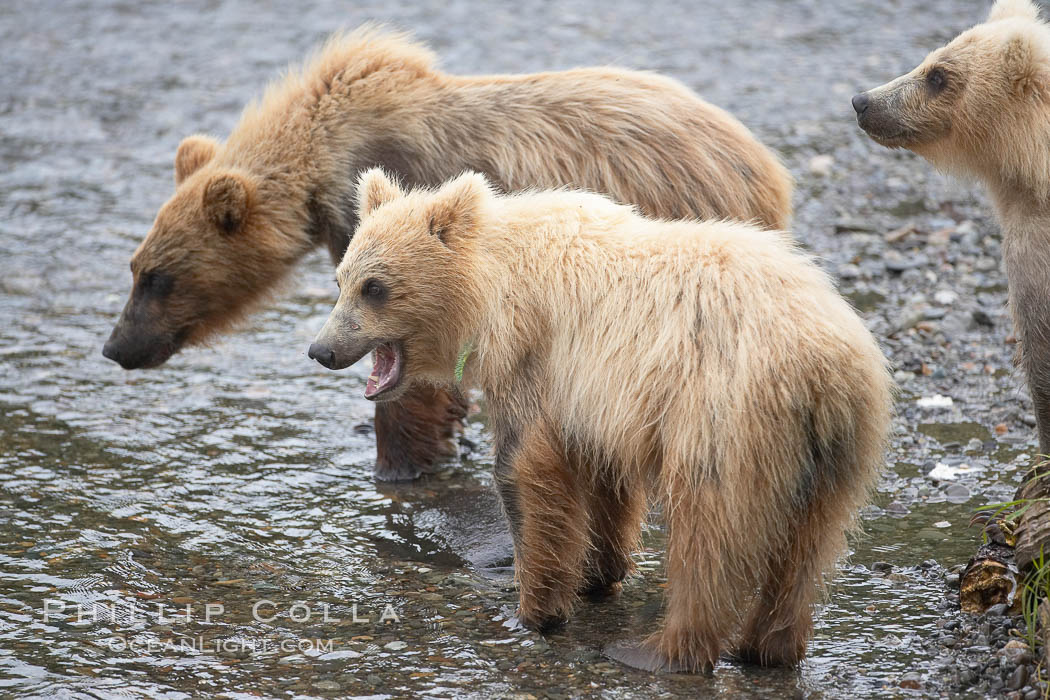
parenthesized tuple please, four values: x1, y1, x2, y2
(104, 26, 793, 481)
(854, 0, 1050, 459)
(317, 169, 893, 671)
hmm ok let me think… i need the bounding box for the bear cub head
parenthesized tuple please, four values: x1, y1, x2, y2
(853, 0, 1050, 182)
(103, 135, 288, 369)
(309, 169, 489, 401)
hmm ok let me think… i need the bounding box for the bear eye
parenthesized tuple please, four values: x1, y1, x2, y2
(361, 278, 387, 302)
(139, 270, 174, 297)
(926, 68, 947, 93)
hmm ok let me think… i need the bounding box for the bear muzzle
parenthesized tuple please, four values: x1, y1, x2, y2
(101, 328, 182, 370)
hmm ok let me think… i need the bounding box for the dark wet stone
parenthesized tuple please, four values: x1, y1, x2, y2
(945, 573, 960, 589)
(1008, 665, 1030, 691)
(985, 603, 1009, 617)
(972, 309, 995, 327)
(872, 561, 893, 573)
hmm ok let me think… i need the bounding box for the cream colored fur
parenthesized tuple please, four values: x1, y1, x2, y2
(320, 170, 893, 669)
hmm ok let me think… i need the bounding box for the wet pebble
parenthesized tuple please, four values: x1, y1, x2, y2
(314, 680, 342, 692)
(1000, 640, 1034, 666)
(945, 484, 971, 504)
(809, 154, 834, 178)
(1008, 665, 1030, 691)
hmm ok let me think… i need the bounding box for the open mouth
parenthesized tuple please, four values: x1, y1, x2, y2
(365, 342, 404, 400)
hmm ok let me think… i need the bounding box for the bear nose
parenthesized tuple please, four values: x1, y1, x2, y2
(851, 93, 870, 114)
(308, 342, 337, 369)
(102, 340, 122, 364)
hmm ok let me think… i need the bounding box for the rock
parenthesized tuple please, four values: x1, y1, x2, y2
(899, 671, 922, 689)
(885, 224, 917, 242)
(945, 483, 971, 504)
(934, 290, 959, 305)
(1000, 640, 1034, 665)
(313, 680, 342, 691)
(834, 217, 876, 234)
(972, 309, 995, 327)
(945, 573, 960, 588)
(1008, 665, 1030, 691)
(976, 256, 998, 271)
(838, 263, 861, 279)
(917, 394, 954, 409)
(872, 561, 893, 573)
(986, 603, 1010, 617)
(885, 253, 929, 273)
(924, 306, 947, 320)
(956, 220, 978, 237)
(893, 308, 926, 332)
(809, 154, 834, 177)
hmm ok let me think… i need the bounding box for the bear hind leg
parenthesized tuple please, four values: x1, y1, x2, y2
(643, 475, 740, 672)
(735, 497, 842, 666)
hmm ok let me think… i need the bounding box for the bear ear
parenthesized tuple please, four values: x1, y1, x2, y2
(427, 172, 489, 247)
(1004, 34, 1045, 95)
(989, 0, 1041, 23)
(202, 171, 255, 235)
(356, 168, 404, 219)
(175, 134, 219, 186)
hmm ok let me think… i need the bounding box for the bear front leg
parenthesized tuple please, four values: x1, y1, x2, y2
(372, 384, 468, 481)
(495, 419, 590, 631)
(580, 469, 646, 599)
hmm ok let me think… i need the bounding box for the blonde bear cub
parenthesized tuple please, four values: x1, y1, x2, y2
(310, 169, 893, 672)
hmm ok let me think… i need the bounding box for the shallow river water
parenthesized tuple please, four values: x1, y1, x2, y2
(0, 1, 1039, 697)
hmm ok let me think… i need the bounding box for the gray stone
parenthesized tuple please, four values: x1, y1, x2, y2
(1008, 665, 1030, 691)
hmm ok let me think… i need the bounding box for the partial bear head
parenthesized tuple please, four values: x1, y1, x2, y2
(853, 0, 1050, 186)
(103, 135, 306, 369)
(309, 169, 489, 401)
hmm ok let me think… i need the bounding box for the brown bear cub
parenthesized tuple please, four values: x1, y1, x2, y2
(101, 27, 793, 482)
(854, 0, 1050, 459)
(310, 169, 892, 671)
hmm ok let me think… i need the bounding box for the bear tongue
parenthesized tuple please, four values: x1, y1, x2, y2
(365, 343, 400, 398)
